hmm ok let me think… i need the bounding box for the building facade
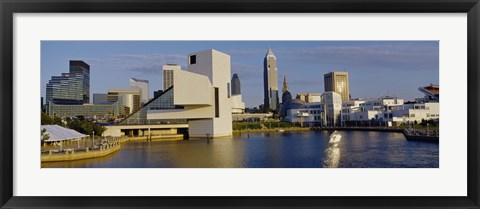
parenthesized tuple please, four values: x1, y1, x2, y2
(114, 49, 233, 138)
(263, 49, 279, 111)
(231, 73, 241, 95)
(46, 60, 90, 112)
(163, 64, 180, 91)
(296, 93, 322, 103)
(340, 95, 439, 126)
(69, 60, 90, 103)
(322, 91, 343, 127)
(230, 74, 245, 113)
(48, 102, 120, 119)
(93, 93, 108, 104)
(324, 71, 350, 101)
(153, 90, 163, 98)
(130, 78, 149, 104)
(107, 88, 141, 115)
(284, 102, 324, 127)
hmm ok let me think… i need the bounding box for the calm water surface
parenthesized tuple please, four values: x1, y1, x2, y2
(42, 131, 439, 168)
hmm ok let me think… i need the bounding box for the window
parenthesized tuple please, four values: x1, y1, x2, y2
(215, 87, 219, 118)
(190, 55, 196, 65)
(227, 83, 231, 98)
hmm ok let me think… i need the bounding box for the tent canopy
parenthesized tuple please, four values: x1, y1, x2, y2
(40, 125, 87, 142)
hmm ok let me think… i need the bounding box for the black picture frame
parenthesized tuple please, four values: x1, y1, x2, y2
(1, 0, 479, 208)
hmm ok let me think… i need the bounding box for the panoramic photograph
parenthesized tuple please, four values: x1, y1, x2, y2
(40, 41, 439, 168)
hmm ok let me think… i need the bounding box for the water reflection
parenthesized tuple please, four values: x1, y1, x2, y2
(42, 131, 439, 168)
(323, 131, 341, 168)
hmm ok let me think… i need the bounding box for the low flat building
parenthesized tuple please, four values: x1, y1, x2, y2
(232, 113, 273, 122)
(231, 94, 245, 114)
(48, 102, 121, 119)
(284, 102, 323, 127)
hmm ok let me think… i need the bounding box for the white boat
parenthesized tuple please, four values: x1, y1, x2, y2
(277, 129, 285, 132)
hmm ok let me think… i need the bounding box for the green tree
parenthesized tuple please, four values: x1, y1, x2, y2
(41, 128, 50, 146)
(41, 112, 54, 125)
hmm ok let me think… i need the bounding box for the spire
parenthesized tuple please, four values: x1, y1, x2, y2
(282, 75, 289, 93)
(266, 48, 276, 59)
(267, 48, 274, 55)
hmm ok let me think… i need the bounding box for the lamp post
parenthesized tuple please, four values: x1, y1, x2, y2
(92, 131, 95, 147)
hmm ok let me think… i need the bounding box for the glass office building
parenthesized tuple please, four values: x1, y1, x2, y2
(46, 60, 90, 113)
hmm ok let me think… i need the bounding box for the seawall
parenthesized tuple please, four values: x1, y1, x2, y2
(41, 145, 121, 162)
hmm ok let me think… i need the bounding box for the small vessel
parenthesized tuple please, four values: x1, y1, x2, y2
(278, 129, 285, 132)
(329, 131, 342, 143)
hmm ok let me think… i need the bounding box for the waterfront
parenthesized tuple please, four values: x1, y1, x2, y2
(42, 131, 439, 168)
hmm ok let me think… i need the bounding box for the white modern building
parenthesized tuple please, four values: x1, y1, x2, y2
(231, 94, 245, 114)
(341, 96, 439, 126)
(107, 88, 141, 115)
(322, 91, 342, 127)
(281, 92, 339, 127)
(284, 102, 323, 126)
(163, 64, 180, 91)
(110, 49, 233, 138)
(130, 78, 149, 104)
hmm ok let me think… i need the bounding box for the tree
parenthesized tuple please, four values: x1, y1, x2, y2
(41, 128, 50, 146)
(41, 112, 54, 125)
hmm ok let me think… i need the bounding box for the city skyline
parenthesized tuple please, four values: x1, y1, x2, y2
(41, 41, 439, 108)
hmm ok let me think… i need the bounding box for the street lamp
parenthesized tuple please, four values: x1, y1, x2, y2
(92, 131, 95, 147)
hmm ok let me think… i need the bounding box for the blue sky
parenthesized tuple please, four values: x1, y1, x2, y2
(41, 41, 439, 108)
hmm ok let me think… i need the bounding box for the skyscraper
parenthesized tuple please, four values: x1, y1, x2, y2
(163, 64, 180, 91)
(263, 49, 279, 110)
(324, 71, 350, 101)
(130, 77, 149, 104)
(231, 73, 241, 95)
(46, 60, 90, 111)
(69, 60, 90, 103)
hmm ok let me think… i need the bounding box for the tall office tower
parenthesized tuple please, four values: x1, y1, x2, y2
(130, 78, 149, 104)
(324, 71, 350, 101)
(231, 73, 241, 96)
(163, 64, 180, 90)
(69, 60, 90, 103)
(282, 75, 288, 94)
(46, 60, 90, 112)
(263, 48, 279, 110)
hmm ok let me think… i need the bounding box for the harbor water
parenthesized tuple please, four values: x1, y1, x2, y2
(42, 130, 439, 168)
